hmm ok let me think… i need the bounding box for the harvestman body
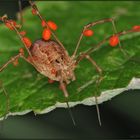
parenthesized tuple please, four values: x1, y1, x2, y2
(31, 40, 76, 85)
(0, 0, 139, 126)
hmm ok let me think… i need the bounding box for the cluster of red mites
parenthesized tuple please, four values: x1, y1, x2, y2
(42, 21, 57, 40)
(4, 19, 32, 50)
(31, 7, 58, 41)
(5, 20, 17, 30)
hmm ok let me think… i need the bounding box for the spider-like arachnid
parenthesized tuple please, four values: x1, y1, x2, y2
(0, 1, 140, 126)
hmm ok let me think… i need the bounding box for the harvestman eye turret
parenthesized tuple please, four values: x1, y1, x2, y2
(0, 0, 140, 126)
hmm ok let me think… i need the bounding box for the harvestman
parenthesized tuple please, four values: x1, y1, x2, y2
(0, 0, 139, 126)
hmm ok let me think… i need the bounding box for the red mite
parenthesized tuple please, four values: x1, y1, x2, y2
(109, 35, 119, 47)
(0, 1, 139, 126)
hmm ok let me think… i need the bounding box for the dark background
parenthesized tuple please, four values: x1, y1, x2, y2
(0, 1, 140, 139)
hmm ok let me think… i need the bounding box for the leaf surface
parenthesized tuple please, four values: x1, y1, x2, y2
(0, 1, 140, 118)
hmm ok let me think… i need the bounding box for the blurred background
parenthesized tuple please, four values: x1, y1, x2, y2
(0, 0, 140, 139)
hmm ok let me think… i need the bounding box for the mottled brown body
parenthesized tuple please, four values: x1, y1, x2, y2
(30, 39, 76, 83)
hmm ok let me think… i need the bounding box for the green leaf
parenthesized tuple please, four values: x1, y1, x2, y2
(0, 1, 140, 119)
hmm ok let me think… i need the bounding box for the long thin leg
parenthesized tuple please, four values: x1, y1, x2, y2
(18, 0, 23, 25)
(95, 95, 101, 126)
(59, 79, 76, 126)
(0, 81, 10, 132)
(85, 55, 102, 75)
(86, 55, 102, 126)
(72, 18, 127, 58)
(0, 81, 10, 118)
(84, 54, 103, 126)
(95, 74, 103, 126)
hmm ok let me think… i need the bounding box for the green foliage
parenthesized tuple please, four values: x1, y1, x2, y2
(0, 1, 140, 118)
